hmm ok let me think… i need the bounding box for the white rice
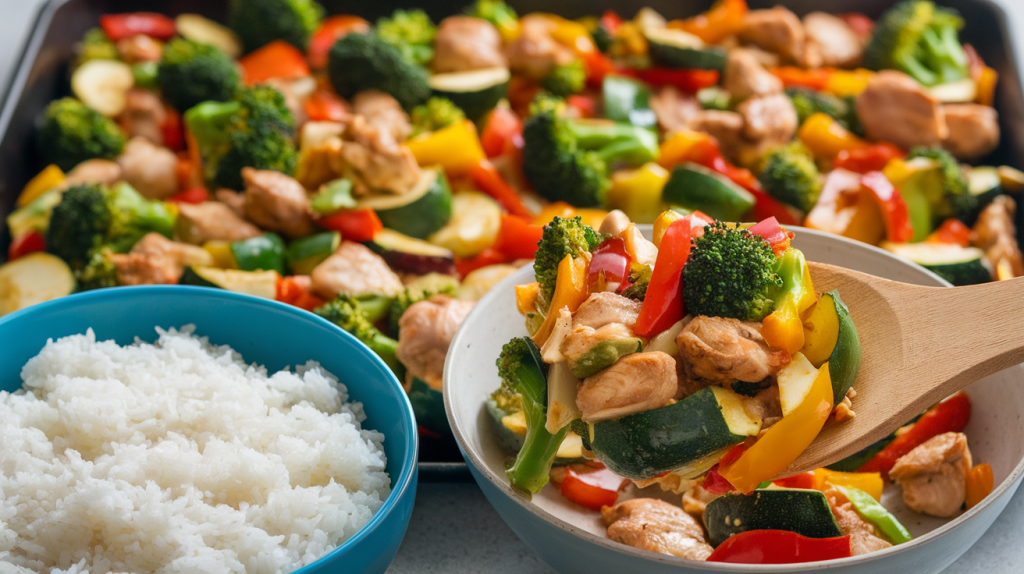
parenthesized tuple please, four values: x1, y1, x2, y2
(0, 326, 390, 574)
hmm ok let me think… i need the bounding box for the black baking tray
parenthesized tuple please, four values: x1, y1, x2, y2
(1, 0, 1022, 482)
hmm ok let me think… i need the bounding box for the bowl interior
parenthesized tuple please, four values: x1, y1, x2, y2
(0, 285, 418, 569)
(445, 226, 1024, 571)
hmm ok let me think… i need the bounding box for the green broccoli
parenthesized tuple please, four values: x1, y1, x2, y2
(228, 0, 324, 53)
(906, 145, 973, 219)
(864, 0, 969, 86)
(388, 273, 460, 335)
(184, 85, 297, 191)
(315, 294, 405, 379)
(620, 263, 652, 301)
(464, 0, 518, 35)
(158, 38, 241, 112)
(522, 96, 660, 207)
(541, 60, 586, 97)
(534, 216, 603, 314)
(376, 9, 437, 67)
(497, 336, 568, 494)
(758, 142, 822, 213)
(683, 221, 783, 321)
(785, 87, 861, 134)
(327, 32, 431, 111)
(75, 27, 117, 68)
(410, 97, 466, 137)
(37, 98, 126, 172)
(77, 248, 119, 291)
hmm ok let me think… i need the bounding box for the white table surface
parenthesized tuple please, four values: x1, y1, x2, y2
(1, 1, 1022, 572)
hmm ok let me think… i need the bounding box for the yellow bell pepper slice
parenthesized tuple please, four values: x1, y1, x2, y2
(762, 250, 816, 354)
(202, 241, 237, 269)
(516, 282, 540, 315)
(801, 295, 840, 367)
(651, 210, 683, 248)
(17, 164, 65, 207)
(719, 363, 834, 493)
(607, 163, 670, 224)
(812, 468, 884, 502)
(824, 69, 875, 97)
(798, 113, 870, 160)
(532, 255, 589, 346)
(537, 14, 596, 56)
(406, 120, 486, 176)
(657, 130, 709, 169)
(533, 202, 608, 230)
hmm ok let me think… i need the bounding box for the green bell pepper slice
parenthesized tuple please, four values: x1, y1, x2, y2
(231, 233, 286, 274)
(835, 485, 912, 545)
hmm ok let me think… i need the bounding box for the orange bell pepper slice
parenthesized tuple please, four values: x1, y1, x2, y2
(667, 0, 748, 45)
(966, 463, 994, 509)
(239, 40, 310, 85)
(532, 255, 589, 346)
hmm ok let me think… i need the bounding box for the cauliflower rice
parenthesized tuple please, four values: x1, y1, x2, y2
(0, 326, 390, 574)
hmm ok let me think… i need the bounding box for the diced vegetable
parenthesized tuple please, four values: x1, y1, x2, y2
(317, 208, 382, 243)
(707, 530, 851, 564)
(881, 241, 991, 286)
(365, 228, 456, 275)
(16, 165, 64, 207)
(705, 489, 844, 547)
(0, 253, 75, 316)
(71, 59, 135, 117)
(606, 163, 669, 224)
(966, 463, 994, 509)
(644, 26, 727, 71)
(602, 75, 657, 128)
(835, 485, 912, 545)
(428, 191, 503, 259)
(407, 119, 488, 176)
(662, 163, 755, 222)
(288, 232, 340, 275)
(179, 266, 279, 299)
(355, 169, 453, 240)
(99, 12, 176, 41)
(230, 233, 286, 274)
(429, 67, 510, 120)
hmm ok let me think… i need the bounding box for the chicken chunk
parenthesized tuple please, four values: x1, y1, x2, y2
(117, 89, 167, 145)
(116, 34, 163, 64)
(310, 241, 405, 299)
(676, 316, 790, 383)
(602, 499, 713, 561)
(648, 86, 702, 135)
(560, 322, 637, 367)
(723, 48, 783, 101)
(396, 295, 476, 389)
(504, 14, 576, 80)
(433, 16, 507, 73)
(63, 159, 122, 188)
(737, 92, 798, 144)
(175, 201, 262, 244)
(833, 500, 893, 556)
(241, 167, 315, 238)
(111, 233, 213, 286)
(572, 292, 643, 331)
(117, 137, 179, 200)
(351, 90, 411, 145)
(856, 70, 948, 150)
(889, 432, 973, 517)
(942, 103, 1000, 161)
(214, 189, 247, 216)
(335, 115, 422, 196)
(803, 12, 863, 68)
(739, 7, 807, 63)
(576, 351, 678, 422)
(973, 195, 1024, 278)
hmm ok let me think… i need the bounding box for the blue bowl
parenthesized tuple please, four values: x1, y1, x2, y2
(0, 286, 418, 574)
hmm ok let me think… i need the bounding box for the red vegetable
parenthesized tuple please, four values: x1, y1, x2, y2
(161, 108, 185, 152)
(494, 214, 544, 260)
(480, 106, 522, 159)
(747, 216, 793, 255)
(773, 471, 816, 490)
(833, 143, 905, 174)
(567, 94, 598, 118)
(558, 464, 628, 511)
(769, 66, 833, 91)
(455, 248, 510, 278)
(839, 13, 874, 40)
(276, 275, 326, 312)
(316, 208, 382, 242)
(621, 67, 719, 92)
(860, 171, 914, 243)
(583, 50, 617, 87)
(708, 530, 852, 564)
(703, 464, 736, 495)
(308, 15, 370, 69)
(600, 10, 623, 35)
(99, 13, 176, 41)
(239, 40, 310, 85)
(634, 215, 708, 336)
(167, 187, 209, 204)
(7, 230, 46, 261)
(929, 218, 973, 247)
(587, 237, 631, 291)
(305, 90, 349, 122)
(468, 160, 533, 218)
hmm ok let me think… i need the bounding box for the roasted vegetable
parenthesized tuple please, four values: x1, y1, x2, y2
(864, 0, 969, 87)
(533, 215, 603, 314)
(159, 38, 241, 112)
(37, 98, 126, 171)
(326, 32, 431, 110)
(228, 0, 324, 53)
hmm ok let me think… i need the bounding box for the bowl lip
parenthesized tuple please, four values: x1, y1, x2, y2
(444, 226, 1024, 571)
(0, 285, 420, 568)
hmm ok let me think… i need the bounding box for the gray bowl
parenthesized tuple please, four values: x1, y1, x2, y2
(444, 227, 1024, 573)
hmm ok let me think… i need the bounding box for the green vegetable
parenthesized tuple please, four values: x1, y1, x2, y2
(864, 0, 969, 87)
(230, 233, 286, 274)
(228, 0, 324, 53)
(704, 489, 844, 546)
(697, 86, 732, 111)
(662, 163, 755, 221)
(827, 433, 897, 472)
(6, 189, 62, 239)
(882, 241, 991, 286)
(75, 27, 117, 68)
(602, 75, 657, 129)
(906, 146, 972, 219)
(37, 97, 126, 172)
(355, 169, 453, 239)
(179, 266, 279, 298)
(569, 338, 644, 379)
(408, 376, 450, 434)
(131, 62, 159, 90)
(967, 166, 1003, 219)
(533, 215, 603, 314)
(820, 290, 863, 407)
(76, 248, 118, 291)
(310, 179, 356, 215)
(315, 294, 405, 379)
(758, 142, 822, 213)
(620, 263, 652, 301)
(644, 26, 726, 70)
(785, 88, 860, 134)
(287, 231, 340, 275)
(351, 294, 394, 325)
(428, 67, 510, 120)
(364, 228, 457, 276)
(541, 60, 586, 97)
(388, 273, 460, 336)
(327, 32, 431, 111)
(464, 0, 518, 33)
(158, 38, 241, 112)
(835, 485, 913, 545)
(376, 9, 436, 67)
(410, 97, 466, 137)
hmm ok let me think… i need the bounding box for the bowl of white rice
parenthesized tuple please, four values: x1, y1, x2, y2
(0, 285, 418, 574)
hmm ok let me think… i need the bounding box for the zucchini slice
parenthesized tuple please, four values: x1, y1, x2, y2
(705, 489, 843, 546)
(968, 166, 1002, 211)
(802, 290, 862, 406)
(365, 228, 456, 275)
(71, 59, 134, 117)
(427, 191, 502, 259)
(644, 26, 727, 71)
(429, 67, 510, 120)
(179, 266, 279, 299)
(663, 163, 756, 222)
(882, 241, 992, 286)
(0, 253, 75, 316)
(408, 376, 450, 435)
(356, 168, 453, 240)
(288, 231, 341, 275)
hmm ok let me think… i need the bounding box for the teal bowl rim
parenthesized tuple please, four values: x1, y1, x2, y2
(0, 285, 419, 571)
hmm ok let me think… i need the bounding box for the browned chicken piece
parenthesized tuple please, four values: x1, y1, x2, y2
(576, 352, 678, 422)
(110, 252, 180, 286)
(215, 189, 246, 216)
(336, 115, 422, 196)
(560, 322, 637, 367)
(116, 34, 163, 64)
(737, 92, 798, 144)
(695, 110, 746, 151)
(117, 89, 167, 146)
(856, 70, 948, 150)
(739, 7, 807, 63)
(803, 12, 863, 68)
(175, 201, 262, 244)
(396, 295, 476, 389)
(677, 316, 791, 383)
(890, 431, 973, 517)
(744, 384, 783, 431)
(116, 137, 179, 200)
(723, 48, 783, 101)
(131, 232, 212, 264)
(310, 241, 405, 300)
(942, 103, 1000, 161)
(63, 159, 122, 187)
(648, 86, 703, 135)
(241, 167, 315, 239)
(351, 90, 410, 146)
(973, 195, 1024, 278)
(572, 292, 643, 331)
(832, 500, 893, 555)
(505, 14, 576, 80)
(432, 16, 507, 73)
(682, 484, 719, 519)
(602, 499, 713, 561)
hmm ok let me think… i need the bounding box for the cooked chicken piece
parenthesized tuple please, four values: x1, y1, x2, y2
(682, 484, 719, 519)
(396, 295, 475, 389)
(833, 500, 893, 555)
(572, 292, 643, 331)
(116, 137, 179, 200)
(433, 16, 507, 73)
(737, 92, 798, 144)
(723, 48, 783, 101)
(677, 316, 791, 383)
(739, 7, 806, 63)
(310, 241, 405, 299)
(296, 135, 345, 190)
(856, 70, 948, 150)
(649, 86, 703, 135)
(695, 109, 746, 147)
(351, 90, 411, 146)
(942, 103, 1000, 161)
(560, 322, 636, 365)
(63, 159, 122, 188)
(116, 34, 163, 64)
(110, 252, 179, 286)
(576, 352, 678, 422)
(215, 189, 246, 216)
(890, 431, 973, 517)
(131, 232, 212, 265)
(540, 306, 574, 363)
(175, 201, 262, 244)
(973, 195, 1024, 278)
(803, 12, 863, 68)
(117, 89, 167, 146)
(241, 167, 315, 238)
(505, 14, 576, 80)
(744, 384, 783, 431)
(602, 498, 713, 561)
(335, 115, 422, 196)
(599, 210, 631, 237)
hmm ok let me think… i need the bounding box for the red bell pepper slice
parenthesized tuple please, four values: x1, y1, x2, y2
(859, 392, 972, 479)
(494, 214, 544, 260)
(99, 13, 176, 41)
(305, 90, 349, 122)
(769, 66, 834, 91)
(276, 275, 326, 312)
(704, 464, 737, 495)
(239, 40, 311, 85)
(308, 16, 370, 69)
(773, 471, 816, 490)
(708, 530, 852, 564)
(567, 94, 598, 118)
(838, 13, 874, 39)
(860, 171, 914, 243)
(160, 107, 185, 152)
(558, 464, 628, 511)
(634, 215, 708, 336)
(468, 160, 533, 218)
(621, 67, 719, 93)
(167, 187, 209, 204)
(747, 216, 794, 255)
(929, 218, 973, 247)
(600, 10, 623, 35)
(7, 230, 46, 261)
(584, 51, 618, 88)
(455, 248, 510, 278)
(316, 208, 382, 242)
(833, 144, 905, 174)
(587, 237, 631, 291)
(481, 106, 522, 159)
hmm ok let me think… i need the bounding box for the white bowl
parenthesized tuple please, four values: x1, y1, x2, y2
(444, 226, 1024, 573)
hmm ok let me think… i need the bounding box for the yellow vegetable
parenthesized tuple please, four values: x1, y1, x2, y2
(17, 165, 65, 207)
(202, 241, 237, 268)
(406, 120, 486, 176)
(651, 210, 683, 248)
(532, 255, 589, 347)
(533, 202, 609, 230)
(429, 191, 503, 258)
(657, 130, 708, 168)
(607, 163, 670, 224)
(798, 113, 870, 159)
(813, 468, 884, 502)
(515, 282, 540, 315)
(801, 296, 840, 367)
(825, 69, 874, 97)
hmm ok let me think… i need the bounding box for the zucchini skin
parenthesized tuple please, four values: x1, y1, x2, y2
(663, 163, 755, 222)
(374, 171, 453, 240)
(823, 290, 862, 407)
(704, 489, 843, 546)
(649, 44, 727, 71)
(432, 81, 508, 121)
(921, 260, 991, 286)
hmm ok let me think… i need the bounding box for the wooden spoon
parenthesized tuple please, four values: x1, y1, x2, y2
(783, 261, 1024, 476)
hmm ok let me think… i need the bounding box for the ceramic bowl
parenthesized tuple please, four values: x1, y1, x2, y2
(444, 226, 1024, 573)
(0, 286, 419, 574)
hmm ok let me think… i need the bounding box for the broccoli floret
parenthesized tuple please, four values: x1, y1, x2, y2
(77, 248, 118, 291)
(906, 145, 973, 218)
(37, 98, 126, 172)
(785, 87, 860, 132)
(158, 38, 241, 112)
(388, 273, 460, 335)
(864, 0, 969, 86)
(184, 85, 297, 191)
(758, 142, 822, 213)
(464, 0, 518, 36)
(533, 216, 603, 314)
(228, 0, 324, 53)
(683, 221, 783, 321)
(327, 32, 431, 111)
(410, 97, 466, 137)
(497, 336, 568, 494)
(522, 96, 660, 207)
(315, 294, 405, 379)
(376, 9, 436, 67)
(541, 60, 586, 97)
(620, 263, 652, 301)
(75, 27, 117, 68)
